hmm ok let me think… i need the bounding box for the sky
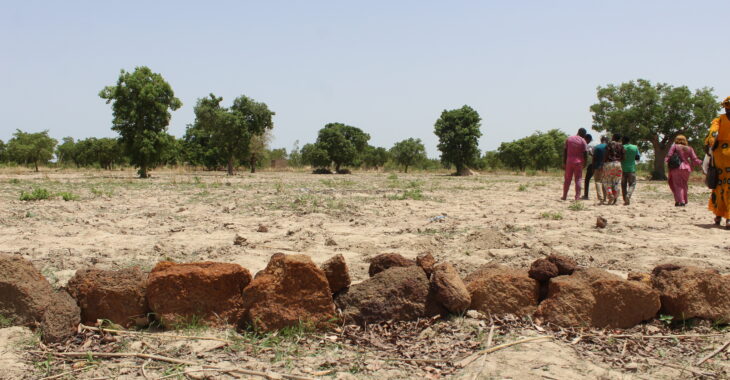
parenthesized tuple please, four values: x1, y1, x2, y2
(1, 1, 729, 158)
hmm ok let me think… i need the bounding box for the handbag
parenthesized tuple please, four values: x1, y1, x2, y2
(668, 150, 681, 169)
(706, 155, 719, 189)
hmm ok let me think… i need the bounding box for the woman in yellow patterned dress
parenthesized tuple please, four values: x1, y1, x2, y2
(706, 96, 730, 228)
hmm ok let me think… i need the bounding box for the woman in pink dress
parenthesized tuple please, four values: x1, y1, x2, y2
(665, 135, 703, 206)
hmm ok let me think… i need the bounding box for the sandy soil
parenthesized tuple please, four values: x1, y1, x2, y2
(0, 168, 728, 379)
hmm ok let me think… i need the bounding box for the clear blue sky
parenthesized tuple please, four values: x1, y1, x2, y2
(1, 1, 728, 157)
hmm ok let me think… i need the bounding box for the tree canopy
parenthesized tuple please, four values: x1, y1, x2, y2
(590, 79, 719, 179)
(434, 105, 482, 175)
(497, 129, 567, 171)
(361, 146, 390, 170)
(305, 123, 370, 173)
(6, 130, 57, 171)
(390, 138, 427, 173)
(99, 66, 182, 178)
(187, 94, 274, 175)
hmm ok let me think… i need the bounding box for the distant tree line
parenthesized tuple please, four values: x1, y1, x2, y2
(1, 70, 721, 178)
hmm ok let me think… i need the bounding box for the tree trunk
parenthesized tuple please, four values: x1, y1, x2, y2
(404, 165, 409, 173)
(139, 164, 148, 178)
(335, 163, 341, 173)
(227, 157, 234, 176)
(651, 140, 669, 180)
(250, 154, 256, 173)
(34, 161, 38, 172)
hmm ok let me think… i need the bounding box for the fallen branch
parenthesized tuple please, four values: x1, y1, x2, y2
(469, 323, 496, 380)
(29, 351, 315, 380)
(582, 333, 727, 339)
(80, 324, 232, 344)
(696, 340, 730, 366)
(456, 335, 553, 368)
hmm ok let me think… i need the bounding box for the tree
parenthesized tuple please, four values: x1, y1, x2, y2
(288, 140, 303, 168)
(56, 137, 77, 166)
(96, 138, 125, 169)
(248, 129, 272, 173)
(6, 130, 57, 171)
(434, 105, 482, 175)
(314, 123, 370, 173)
(590, 79, 718, 179)
(362, 146, 390, 170)
(301, 143, 331, 169)
(0, 139, 6, 163)
(183, 121, 223, 170)
(390, 138, 427, 173)
(99, 66, 182, 178)
(190, 94, 274, 175)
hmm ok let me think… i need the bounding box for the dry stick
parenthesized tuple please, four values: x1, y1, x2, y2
(80, 324, 233, 344)
(140, 358, 151, 380)
(646, 359, 717, 378)
(30, 351, 315, 380)
(696, 340, 730, 366)
(38, 364, 97, 380)
(582, 333, 727, 339)
(458, 335, 553, 369)
(469, 323, 497, 380)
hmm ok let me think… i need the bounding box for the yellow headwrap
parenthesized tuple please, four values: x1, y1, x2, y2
(722, 96, 730, 107)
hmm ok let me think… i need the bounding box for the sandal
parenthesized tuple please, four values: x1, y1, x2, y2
(715, 216, 722, 226)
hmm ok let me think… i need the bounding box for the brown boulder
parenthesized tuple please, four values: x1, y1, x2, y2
(336, 266, 441, 324)
(547, 255, 577, 275)
(67, 267, 149, 328)
(651, 265, 730, 323)
(242, 254, 335, 331)
(465, 264, 540, 317)
(528, 259, 559, 282)
(368, 253, 415, 277)
(0, 254, 80, 343)
(417, 253, 437, 277)
(536, 268, 660, 328)
(0, 254, 56, 327)
(596, 216, 607, 228)
(320, 254, 351, 294)
(627, 272, 651, 286)
(147, 261, 251, 328)
(431, 263, 470, 314)
(40, 290, 81, 343)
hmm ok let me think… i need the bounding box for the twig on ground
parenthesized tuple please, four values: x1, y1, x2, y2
(457, 335, 553, 368)
(582, 333, 727, 339)
(696, 340, 730, 366)
(140, 358, 151, 380)
(39, 364, 97, 380)
(30, 351, 316, 380)
(80, 324, 232, 344)
(469, 322, 496, 380)
(647, 359, 717, 378)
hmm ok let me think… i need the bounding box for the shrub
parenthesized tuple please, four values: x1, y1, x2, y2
(20, 188, 51, 201)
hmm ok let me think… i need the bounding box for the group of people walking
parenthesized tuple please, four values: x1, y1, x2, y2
(560, 96, 730, 229)
(562, 129, 640, 205)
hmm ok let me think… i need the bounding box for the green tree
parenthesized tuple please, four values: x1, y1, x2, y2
(590, 79, 718, 179)
(56, 137, 77, 166)
(390, 138, 427, 173)
(497, 140, 528, 171)
(301, 143, 331, 169)
(247, 130, 272, 173)
(96, 137, 125, 169)
(288, 140, 303, 168)
(6, 130, 57, 171)
(434, 105, 482, 175)
(99, 66, 182, 178)
(0, 139, 6, 163)
(190, 94, 274, 175)
(314, 123, 370, 173)
(182, 121, 223, 170)
(362, 146, 390, 170)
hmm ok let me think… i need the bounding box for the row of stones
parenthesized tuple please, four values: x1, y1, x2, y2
(1, 252, 728, 344)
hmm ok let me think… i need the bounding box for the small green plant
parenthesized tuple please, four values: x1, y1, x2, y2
(169, 314, 207, 332)
(540, 211, 563, 220)
(8, 178, 20, 184)
(526, 169, 537, 176)
(568, 201, 586, 211)
(517, 184, 528, 192)
(387, 173, 398, 180)
(20, 187, 51, 201)
(659, 314, 674, 326)
(90, 187, 114, 197)
(0, 314, 13, 328)
(389, 189, 423, 200)
(275, 182, 284, 194)
(57, 191, 79, 201)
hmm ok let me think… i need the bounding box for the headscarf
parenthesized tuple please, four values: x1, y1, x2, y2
(722, 96, 730, 108)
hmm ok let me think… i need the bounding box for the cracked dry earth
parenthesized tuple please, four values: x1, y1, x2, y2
(0, 168, 728, 379)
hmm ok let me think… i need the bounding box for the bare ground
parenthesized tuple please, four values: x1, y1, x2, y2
(0, 168, 727, 379)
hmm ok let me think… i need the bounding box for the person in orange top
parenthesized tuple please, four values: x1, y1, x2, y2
(705, 96, 730, 228)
